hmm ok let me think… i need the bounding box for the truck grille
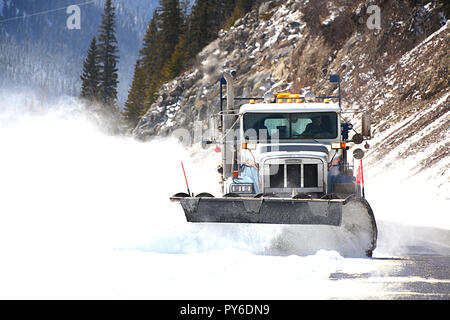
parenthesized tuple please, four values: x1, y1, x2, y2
(270, 165, 284, 188)
(287, 164, 301, 188)
(266, 162, 322, 191)
(304, 164, 318, 188)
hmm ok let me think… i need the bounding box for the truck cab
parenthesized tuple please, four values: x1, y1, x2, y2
(226, 92, 358, 199)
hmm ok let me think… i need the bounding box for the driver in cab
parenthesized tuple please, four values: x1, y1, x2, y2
(302, 116, 326, 137)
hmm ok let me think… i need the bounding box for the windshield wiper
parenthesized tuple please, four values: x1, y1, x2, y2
(292, 135, 322, 144)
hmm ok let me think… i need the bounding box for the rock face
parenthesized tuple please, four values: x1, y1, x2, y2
(133, 0, 448, 176)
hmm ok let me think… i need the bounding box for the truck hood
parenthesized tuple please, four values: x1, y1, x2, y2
(249, 143, 331, 163)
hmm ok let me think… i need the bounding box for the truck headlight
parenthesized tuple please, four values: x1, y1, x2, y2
(230, 184, 254, 194)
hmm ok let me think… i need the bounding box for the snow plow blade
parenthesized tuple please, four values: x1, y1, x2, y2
(170, 195, 377, 257)
(170, 196, 343, 226)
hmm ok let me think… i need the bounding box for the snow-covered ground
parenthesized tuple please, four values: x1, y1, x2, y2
(0, 94, 448, 299)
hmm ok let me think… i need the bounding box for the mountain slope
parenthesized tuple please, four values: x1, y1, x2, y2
(133, 0, 448, 190)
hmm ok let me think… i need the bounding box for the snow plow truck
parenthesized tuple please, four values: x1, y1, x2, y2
(171, 73, 377, 257)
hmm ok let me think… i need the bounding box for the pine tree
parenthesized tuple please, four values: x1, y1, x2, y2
(123, 13, 162, 126)
(186, 0, 243, 60)
(141, 13, 165, 110)
(122, 63, 147, 127)
(97, 0, 119, 108)
(124, 1, 184, 125)
(162, 38, 187, 80)
(222, 0, 237, 18)
(227, 0, 253, 28)
(188, 0, 209, 57)
(179, 0, 191, 30)
(79, 36, 100, 102)
(438, 0, 450, 18)
(139, 13, 163, 82)
(159, 0, 183, 63)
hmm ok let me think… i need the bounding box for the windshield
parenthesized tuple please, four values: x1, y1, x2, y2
(243, 112, 338, 140)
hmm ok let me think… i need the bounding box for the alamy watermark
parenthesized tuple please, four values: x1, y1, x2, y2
(170, 120, 282, 166)
(367, 4, 381, 30)
(66, 5, 81, 30)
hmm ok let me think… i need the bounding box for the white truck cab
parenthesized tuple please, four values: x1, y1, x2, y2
(225, 94, 351, 198)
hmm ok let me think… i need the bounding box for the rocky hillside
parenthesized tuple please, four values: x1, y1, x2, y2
(133, 0, 448, 182)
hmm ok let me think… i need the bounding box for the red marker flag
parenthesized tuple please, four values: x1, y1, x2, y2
(356, 159, 364, 186)
(181, 161, 191, 196)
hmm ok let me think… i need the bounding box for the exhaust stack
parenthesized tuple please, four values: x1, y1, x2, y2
(222, 73, 235, 182)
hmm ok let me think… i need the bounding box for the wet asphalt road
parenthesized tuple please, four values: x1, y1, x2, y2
(328, 221, 450, 299)
(329, 255, 450, 299)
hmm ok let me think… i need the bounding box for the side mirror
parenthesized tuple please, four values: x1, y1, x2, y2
(353, 148, 365, 160)
(361, 112, 371, 137)
(352, 133, 364, 145)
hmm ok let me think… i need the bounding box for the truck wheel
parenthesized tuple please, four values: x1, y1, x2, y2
(224, 193, 240, 197)
(195, 193, 215, 198)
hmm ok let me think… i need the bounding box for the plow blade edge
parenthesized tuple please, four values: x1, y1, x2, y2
(170, 197, 344, 226)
